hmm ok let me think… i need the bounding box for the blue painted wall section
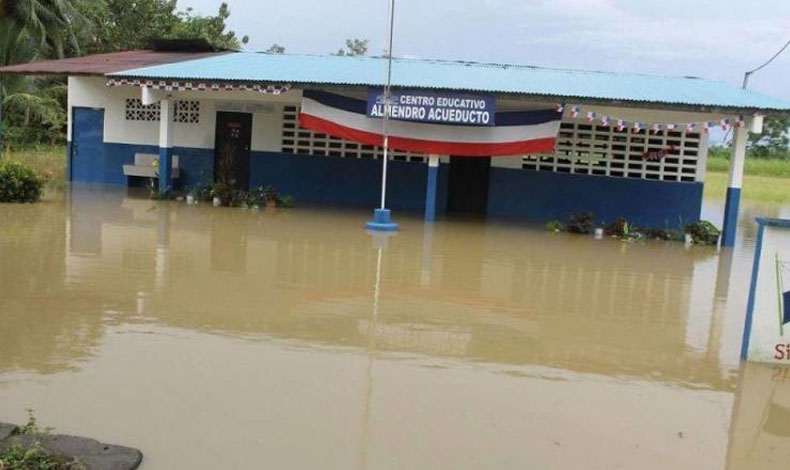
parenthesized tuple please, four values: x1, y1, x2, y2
(250, 152, 429, 211)
(721, 187, 741, 247)
(158, 147, 173, 194)
(487, 167, 703, 228)
(435, 164, 449, 216)
(71, 141, 213, 190)
(424, 164, 439, 221)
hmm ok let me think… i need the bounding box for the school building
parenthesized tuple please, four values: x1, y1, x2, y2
(2, 44, 789, 245)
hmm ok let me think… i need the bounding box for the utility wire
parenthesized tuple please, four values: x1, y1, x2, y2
(743, 36, 790, 88)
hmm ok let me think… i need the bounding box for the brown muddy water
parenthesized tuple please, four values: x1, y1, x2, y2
(1, 185, 789, 469)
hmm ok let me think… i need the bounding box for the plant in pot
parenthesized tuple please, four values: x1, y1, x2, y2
(566, 212, 595, 234)
(545, 220, 564, 232)
(210, 181, 231, 206)
(685, 220, 721, 245)
(263, 185, 278, 209)
(277, 195, 295, 208)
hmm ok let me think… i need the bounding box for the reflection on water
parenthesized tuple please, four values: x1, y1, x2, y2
(0, 185, 788, 469)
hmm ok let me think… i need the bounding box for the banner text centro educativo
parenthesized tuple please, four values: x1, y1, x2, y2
(366, 88, 496, 126)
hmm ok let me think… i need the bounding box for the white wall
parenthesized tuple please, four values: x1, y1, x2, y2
(68, 76, 300, 152)
(68, 77, 716, 176)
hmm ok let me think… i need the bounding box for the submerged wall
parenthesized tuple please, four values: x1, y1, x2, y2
(249, 152, 434, 211)
(488, 167, 703, 228)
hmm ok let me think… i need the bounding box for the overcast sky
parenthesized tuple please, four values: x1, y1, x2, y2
(180, 0, 790, 102)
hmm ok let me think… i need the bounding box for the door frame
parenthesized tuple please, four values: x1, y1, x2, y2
(214, 111, 253, 189)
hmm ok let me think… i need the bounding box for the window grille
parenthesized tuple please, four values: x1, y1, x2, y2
(523, 122, 702, 182)
(280, 105, 426, 162)
(124, 98, 160, 121)
(124, 99, 200, 123)
(174, 100, 200, 124)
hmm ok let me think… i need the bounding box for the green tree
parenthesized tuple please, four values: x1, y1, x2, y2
(171, 4, 248, 50)
(748, 117, 790, 158)
(82, 0, 247, 53)
(334, 38, 368, 56)
(265, 43, 285, 54)
(0, 0, 88, 58)
(0, 22, 66, 150)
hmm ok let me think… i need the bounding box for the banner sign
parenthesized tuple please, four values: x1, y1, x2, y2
(301, 90, 560, 157)
(742, 218, 790, 363)
(366, 89, 496, 126)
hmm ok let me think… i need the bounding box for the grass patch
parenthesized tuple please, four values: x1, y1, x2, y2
(2, 145, 67, 192)
(704, 171, 790, 203)
(707, 155, 790, 178)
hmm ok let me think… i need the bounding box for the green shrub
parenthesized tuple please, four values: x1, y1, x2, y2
(685, 220, 721, 245)
(0, 410, 85, 470)
(604, 218, 630, 238)
(277, 195, 295, 208)
(566, 212, 595, 234)
(0, 160, 47, 203)
(545, 220, 564, 232)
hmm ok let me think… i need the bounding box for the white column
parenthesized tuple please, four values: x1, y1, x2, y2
(159, 98, 173, 149)
(728, 127, 747, 189)
(158, 98, 174, 194)
(721, 126, 748, 246)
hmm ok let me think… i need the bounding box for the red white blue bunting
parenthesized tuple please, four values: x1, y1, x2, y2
(555, 103, 746, 134)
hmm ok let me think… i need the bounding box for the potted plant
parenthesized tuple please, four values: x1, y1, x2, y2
(263, 185, 278, 209)
(685, 220, 721, 245)
(210, 182, 231, 206)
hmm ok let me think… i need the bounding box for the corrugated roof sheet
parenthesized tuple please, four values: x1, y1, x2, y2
(108, 52, 790, 112)
(0, 50, 230, 76)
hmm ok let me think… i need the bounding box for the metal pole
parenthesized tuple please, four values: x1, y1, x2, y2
(379, 0, 396, 209)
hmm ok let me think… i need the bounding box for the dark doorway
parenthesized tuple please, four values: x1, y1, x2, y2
(214, 111, 252, 190)
(447, 156, 491, 215)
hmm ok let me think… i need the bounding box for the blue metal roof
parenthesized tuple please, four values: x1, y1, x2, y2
(109, 52, 790, 111)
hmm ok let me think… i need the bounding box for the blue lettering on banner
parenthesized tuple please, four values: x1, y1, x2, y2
(367, 88, 496, 126)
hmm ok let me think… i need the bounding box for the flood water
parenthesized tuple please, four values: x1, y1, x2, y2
(1, 185, 789, 469)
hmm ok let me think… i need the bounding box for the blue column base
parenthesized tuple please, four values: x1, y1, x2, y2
(158, 147, 173, 195)
(721, 187, 741, 247)
(366, 208, 399, 231)
(424, 164, 438, 221)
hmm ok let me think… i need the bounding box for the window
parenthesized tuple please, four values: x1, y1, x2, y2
(280, 105, 425, 162)
(522, 122, 703, 182)
(124, 98, 160, 121)
(174, 100, 200, 124)
(124, 99, 200, 124)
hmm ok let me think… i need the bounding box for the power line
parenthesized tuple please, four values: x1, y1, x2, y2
(743, 36, 790, 88)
